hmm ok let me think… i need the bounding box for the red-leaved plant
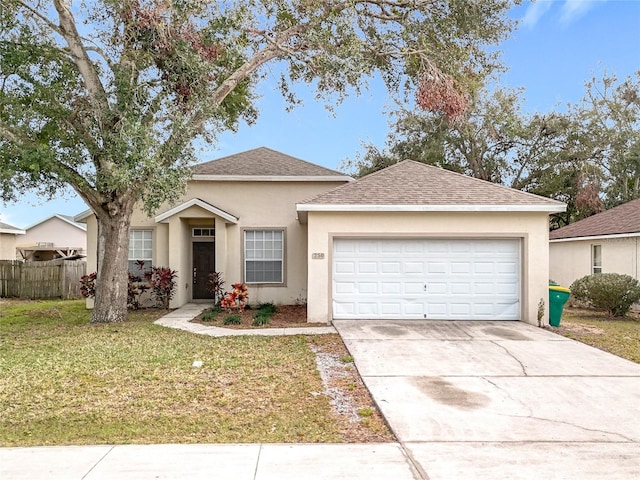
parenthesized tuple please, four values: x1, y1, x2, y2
(220, 283, 249, 313)
(144, 266, 178, 310)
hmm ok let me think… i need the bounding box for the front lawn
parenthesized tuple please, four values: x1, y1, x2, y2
(553, 307, 640, 363)
(0, 299, 389, 446)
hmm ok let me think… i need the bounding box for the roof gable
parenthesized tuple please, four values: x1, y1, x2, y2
(25, 214, 87, 232)
(155, 198, 238, 224)
(0, 222, 25, 235)
(549, 198, 640, 240)
(298, 160, 566, 212)
(192, 147, 352, 180)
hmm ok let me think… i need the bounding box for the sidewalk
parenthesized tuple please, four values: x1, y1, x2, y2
(154, 303, 337, 337)
(0, 443, 421, 480)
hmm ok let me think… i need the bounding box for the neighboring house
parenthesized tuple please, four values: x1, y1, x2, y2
(549, 198, 640, 289)
(17, 214, 87, 261)
(0, 222, 25, 260)
(79, 147, 566, 325)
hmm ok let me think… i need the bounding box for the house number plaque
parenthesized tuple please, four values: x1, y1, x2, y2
(311, 253, 325, 260)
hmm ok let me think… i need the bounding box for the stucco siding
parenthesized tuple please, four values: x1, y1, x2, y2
(306, 211, 551, 325)
(0, 233, 18, 260)
(20, 217, 86, 251)
(549, 237, 640, 288)
(84, 180, 346, 308)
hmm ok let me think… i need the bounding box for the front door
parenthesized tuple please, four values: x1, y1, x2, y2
(192, 242, 215, 300)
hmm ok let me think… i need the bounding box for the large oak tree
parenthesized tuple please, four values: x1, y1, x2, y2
(0, 0, 518, 322)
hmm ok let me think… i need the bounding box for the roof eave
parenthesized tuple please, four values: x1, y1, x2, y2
(0, 228, 25, 235)
(550, 232, 640, 242)
(74, 209, 94, 223)
(155, 198, 239, 224)
(192, 174, 354, 182)
(296, 204, 567, 213)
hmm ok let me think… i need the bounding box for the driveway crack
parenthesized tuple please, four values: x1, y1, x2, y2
(490, 340, 528, 376)
(483, 377, 533, 416)
(498, 414, 636, 442)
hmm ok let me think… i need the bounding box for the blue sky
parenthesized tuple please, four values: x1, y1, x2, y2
(2, 0, 639, 229)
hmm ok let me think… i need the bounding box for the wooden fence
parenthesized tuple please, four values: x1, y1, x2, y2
(0, 259, 87, 299)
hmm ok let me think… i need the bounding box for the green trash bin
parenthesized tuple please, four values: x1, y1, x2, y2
(549, 285, 571, 327)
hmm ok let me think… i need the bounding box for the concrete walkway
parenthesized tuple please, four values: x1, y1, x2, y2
(0, 443, 420, 480)
(334, 320, 640, 480)
(154, 303, 337, 336)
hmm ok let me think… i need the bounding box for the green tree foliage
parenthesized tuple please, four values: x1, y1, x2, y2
(347, 71, 640, 228)
(0, 0, 519, 322)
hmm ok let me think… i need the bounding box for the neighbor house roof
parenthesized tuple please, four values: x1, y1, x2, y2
(24, 214, 87, 232)
(0, 222, 25, 235)
(192, 147, 353, 181)
(297, 160, 566, 215)
(549, 197, 640, 241)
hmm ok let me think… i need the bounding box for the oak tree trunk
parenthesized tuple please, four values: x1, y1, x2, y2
(90, 202, 134, 323)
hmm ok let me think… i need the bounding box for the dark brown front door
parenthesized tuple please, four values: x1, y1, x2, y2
(192, 242, 215, 299)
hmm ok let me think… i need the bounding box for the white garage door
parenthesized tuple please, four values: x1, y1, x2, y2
(333, 238, 521, 320)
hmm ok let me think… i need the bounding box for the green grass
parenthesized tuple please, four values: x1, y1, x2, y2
(559, 308, 640, 363)
(0, 299, 341, 446)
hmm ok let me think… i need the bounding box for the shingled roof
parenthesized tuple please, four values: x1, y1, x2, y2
(549, 197, 640, 240)
(298, 160, 565, 211)
(192, 147, 350, 179)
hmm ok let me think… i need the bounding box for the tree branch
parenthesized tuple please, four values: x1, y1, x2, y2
(17, 0, 64, 36)
(52, 0, 109, 115)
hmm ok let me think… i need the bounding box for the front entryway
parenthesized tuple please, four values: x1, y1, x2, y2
(192, 242, 215, 299)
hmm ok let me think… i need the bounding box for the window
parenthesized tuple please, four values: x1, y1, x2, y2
(592, 244, 602, 274)
(244, 229, 284, 284)
(129, 229, 153, 274)
(193, 227, 215, 237)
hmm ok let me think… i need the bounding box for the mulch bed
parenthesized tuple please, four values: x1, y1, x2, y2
(191, 304, 315, 329)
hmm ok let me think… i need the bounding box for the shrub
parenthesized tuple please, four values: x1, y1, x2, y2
(79, 272, 97, 298)
(223, 314, 242, 325)
(80, 265, 177, 310)
(252, 312, 271, 326)
(144, 266, 178, 309)
(79, 271, 147, 309)
(570, 273, 640, 317)
(220, 283, 249, 313)
(207, 271, 225, 305)
(257, 302, 276, 315)
(201, 307, 222, 322)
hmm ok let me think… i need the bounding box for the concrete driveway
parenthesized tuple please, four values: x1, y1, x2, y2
(334, 320, 640, 480)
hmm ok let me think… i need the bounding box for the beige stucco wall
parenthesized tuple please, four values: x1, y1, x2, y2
(19, 217, 86, 252)
(549, 236, 640, 287)
(305, 211, 552, 325)
(0, 233, 18, 260)
(84, 180, 346, 308)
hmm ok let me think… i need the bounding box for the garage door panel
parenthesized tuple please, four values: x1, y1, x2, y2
(381, 262, 401, 274)
(381, 282, 401, 294)
(333, 238, 520, 321)
(451, 282, 472, 294)
(473, 262, 494, 274)
(404, 282, 425, 294)
(357, 262, 377, 274)
(334, 282, 354, 294)
(404, 262, 424, 274)
(334, 261, 355, 274)
(497, 282, 518, 295)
